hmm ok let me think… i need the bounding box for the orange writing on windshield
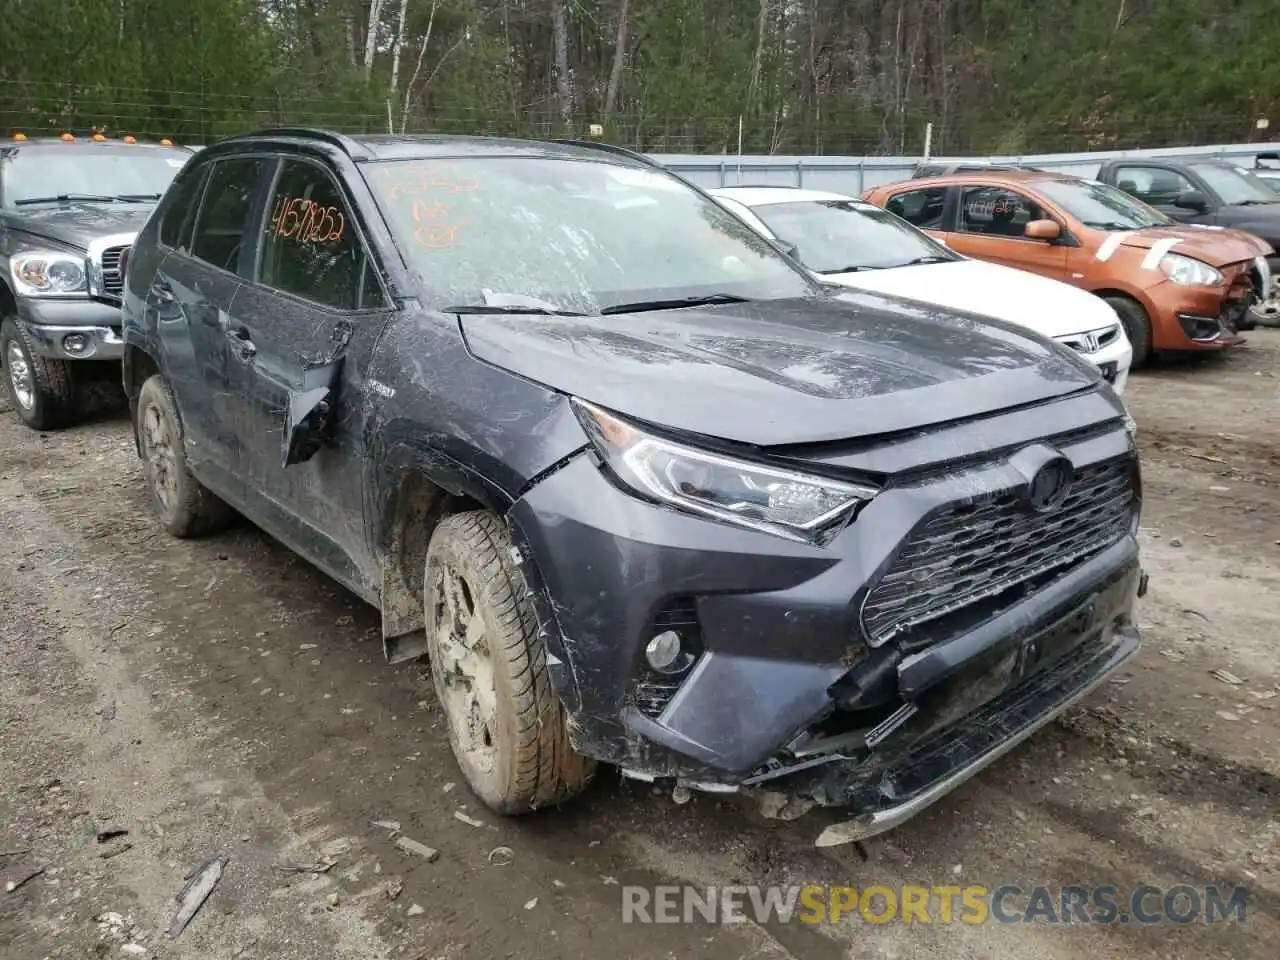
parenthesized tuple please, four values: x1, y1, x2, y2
(378, 164, 480, 200)
(270, 195, 346, 244)
(411, 196, 466, 249)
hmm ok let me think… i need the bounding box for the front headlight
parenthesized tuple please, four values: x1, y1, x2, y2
(1159, 253, 1222, 286)
(9, 251, 89, 296)
(573, 399, 876, 543)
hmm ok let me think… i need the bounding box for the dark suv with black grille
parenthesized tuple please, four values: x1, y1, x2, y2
(1, 134, 192, 428)
(120, 127, 1146, 840)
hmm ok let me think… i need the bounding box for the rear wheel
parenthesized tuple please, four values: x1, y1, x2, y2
(1, 316, 76, 430)
(1103, 295, 1152, 368)
(135, 374, 234, 538)
(424, 511, 594, 813)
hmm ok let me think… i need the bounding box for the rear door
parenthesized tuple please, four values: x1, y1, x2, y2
(884, 184, 952, 240)
(228, 154, 393, 588)
(150, 154, 275, 494)
(945, 184, 1069, 281)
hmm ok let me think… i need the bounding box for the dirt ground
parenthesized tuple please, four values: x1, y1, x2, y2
(1, 334, 1277, 960)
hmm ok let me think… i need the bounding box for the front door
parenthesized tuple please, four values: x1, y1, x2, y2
(153, 155, 275, 497)
(944, 185, 1070, 281)
(230, 155, 393, 590)
(1110, 164, 1215, 226)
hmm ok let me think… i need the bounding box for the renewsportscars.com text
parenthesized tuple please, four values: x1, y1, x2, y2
(621, 884, 1250, 925)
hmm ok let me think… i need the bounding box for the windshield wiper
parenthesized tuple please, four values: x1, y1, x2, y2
(893, 255, 953, 267)
(14, 193, 117, 205)
(447, 304, 587, 317)
(600, 293, 752, 315)
(818, 265, 883, 275)
(114, 193, 162, 202)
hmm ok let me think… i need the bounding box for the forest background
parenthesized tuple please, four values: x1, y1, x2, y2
(2, 0, 1276, 155)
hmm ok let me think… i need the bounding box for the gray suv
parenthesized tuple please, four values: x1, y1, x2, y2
(120, 128, 1145, 840)
(1, 135, 191, 428)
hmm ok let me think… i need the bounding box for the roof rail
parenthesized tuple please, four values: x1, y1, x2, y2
(232, 127, 373, 160)
(545, 138, 663, 169)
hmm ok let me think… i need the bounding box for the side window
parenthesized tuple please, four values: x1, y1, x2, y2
(886, 187, 947, 229)
(191, 158, 268, 273)
(158, 163, 209, 252)
(259, 159, 380, 311)
(1113, 166, 1193, 205)
(957, 186, 1049, 239)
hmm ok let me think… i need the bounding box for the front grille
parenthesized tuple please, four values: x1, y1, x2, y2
(1055, 322, 1122, 356)
(99, 245, 129, 298)
(861, 456, 1136, 645)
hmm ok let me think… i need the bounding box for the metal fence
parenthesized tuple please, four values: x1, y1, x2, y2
(169, 136, 1280, 196)
(651, 140, 1280, 195)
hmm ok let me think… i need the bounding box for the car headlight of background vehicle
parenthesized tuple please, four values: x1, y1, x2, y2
(9, 251, 89, 296)
(1159, 253, 1222, 286)
(573, 399, 877, 542)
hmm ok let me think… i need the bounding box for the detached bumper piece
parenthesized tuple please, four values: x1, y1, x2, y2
(793, 614, 1139, 844)
(748, 541, 1140, 804)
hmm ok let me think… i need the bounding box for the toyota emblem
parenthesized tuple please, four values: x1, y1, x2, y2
(1026, 457, 1073, 512)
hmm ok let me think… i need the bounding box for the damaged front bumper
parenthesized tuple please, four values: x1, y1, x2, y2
(508, 404, 1142, 831)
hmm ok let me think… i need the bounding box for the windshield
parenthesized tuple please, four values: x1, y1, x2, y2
(364, 157, 817, 313)
(3, 146, 190, 206)
(1036, 178, 1174, 230)
(746, 199, 956, 273)
(1191, 163, 1279, 205)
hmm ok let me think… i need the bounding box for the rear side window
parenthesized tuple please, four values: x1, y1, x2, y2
(258, 159, 380, 311)
(886, 186, 947, 228)
(191, 158, 269, 273)
(159, 164, 208, 252)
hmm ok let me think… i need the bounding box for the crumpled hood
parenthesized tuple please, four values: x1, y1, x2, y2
(5, 203, 155, 250)
(1103, 224, 1273, 265)
(459, 293, 1100, 446)
(825, 259, 1120, 340)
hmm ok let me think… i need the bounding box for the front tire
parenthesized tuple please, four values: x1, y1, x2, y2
(135, 374, 234, 538)
(1, 316, 76, 430)
(424, 511, 594, 814)
(1104, 295, 1152, 368)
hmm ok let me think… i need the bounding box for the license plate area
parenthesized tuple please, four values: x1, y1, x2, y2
(1014, 592, 1099, 680)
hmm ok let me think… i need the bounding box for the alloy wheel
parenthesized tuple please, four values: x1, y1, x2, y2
(5, 340, 34, 411)
(141, 403, 179, 514)
(429, 564, 500, 779)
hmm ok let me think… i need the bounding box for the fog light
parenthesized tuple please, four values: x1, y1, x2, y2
(645, 630, 692, 675)
(62, 333, 92, 356)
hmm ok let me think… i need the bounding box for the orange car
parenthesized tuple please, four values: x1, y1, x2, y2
(861, 171, 1274, 365)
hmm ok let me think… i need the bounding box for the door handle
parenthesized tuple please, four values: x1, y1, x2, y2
(226, 327, 257, 361)
(149, 279, 175, 304)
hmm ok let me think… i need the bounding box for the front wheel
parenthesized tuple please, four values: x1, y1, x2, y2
(1, 316, 76, 430)
(424, 511, 594, 813)
(1103, 295, 1153, 368)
